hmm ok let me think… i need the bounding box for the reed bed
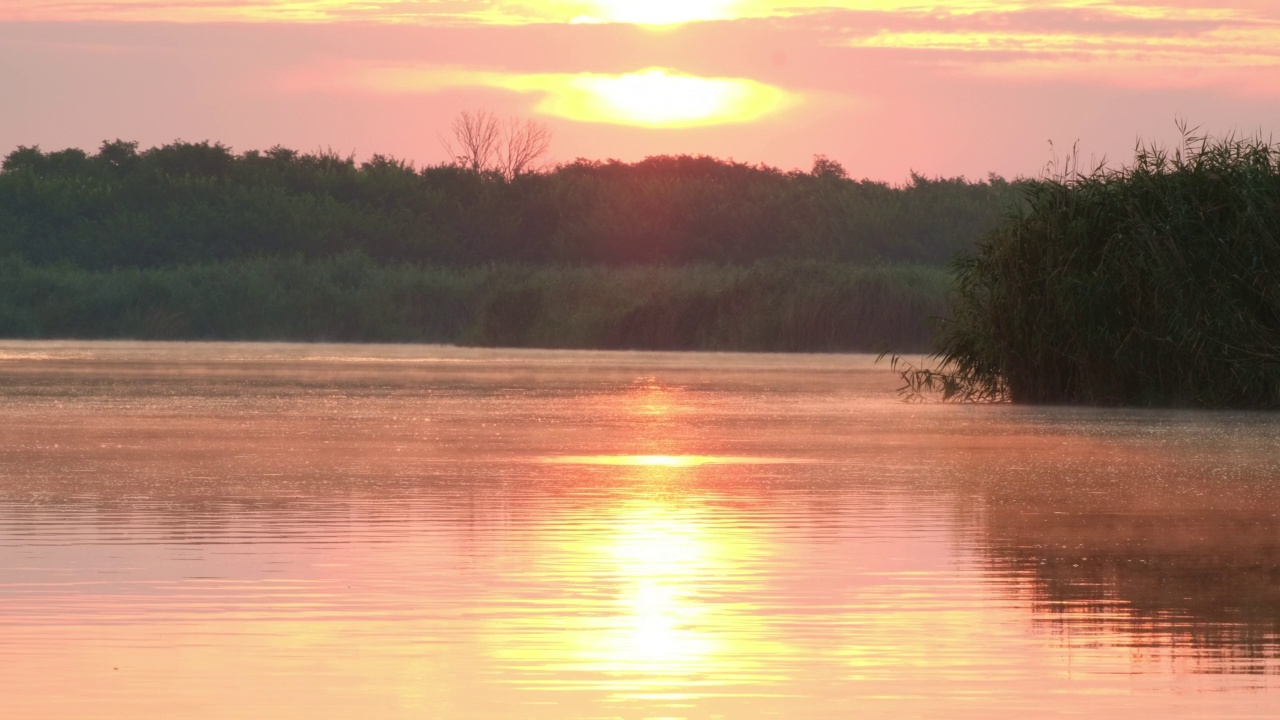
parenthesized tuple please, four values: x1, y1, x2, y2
(905, 131, 1280, 407)
(0, 257, 948, 353)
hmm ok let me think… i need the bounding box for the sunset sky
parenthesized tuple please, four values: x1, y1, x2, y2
(2, 1, 1278, 180)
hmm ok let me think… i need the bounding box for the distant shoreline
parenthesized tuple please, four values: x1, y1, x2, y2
(0, 257, 948, 354)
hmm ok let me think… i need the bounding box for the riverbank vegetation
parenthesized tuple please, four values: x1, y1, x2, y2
(0, 140, 1018, 351)
(0, 141, 1018, 269)
(900, 131, 1280, 407)
(0, 256, 949, 352)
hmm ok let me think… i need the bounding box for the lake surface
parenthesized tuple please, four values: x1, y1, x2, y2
(2, 341, 1278, 719)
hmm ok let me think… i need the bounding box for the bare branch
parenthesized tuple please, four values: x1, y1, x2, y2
(500, 116, 553, 179)
(443, 110, 552, 179)
(448, 110, 501, 173)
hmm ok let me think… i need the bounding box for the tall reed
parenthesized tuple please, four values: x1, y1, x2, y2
(904, 130, 1280, 407)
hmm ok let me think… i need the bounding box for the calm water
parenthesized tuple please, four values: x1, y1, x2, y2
(2, 341, 1279, 719)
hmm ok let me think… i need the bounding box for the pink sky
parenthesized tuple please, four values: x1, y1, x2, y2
(2, 1, 1278, 181)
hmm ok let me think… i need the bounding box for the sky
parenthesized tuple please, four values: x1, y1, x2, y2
(2, 1, 1278, 181)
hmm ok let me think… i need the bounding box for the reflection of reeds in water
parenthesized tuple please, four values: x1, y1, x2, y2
(981, 508, 1280, 675)
(947, 414, 1280, 678)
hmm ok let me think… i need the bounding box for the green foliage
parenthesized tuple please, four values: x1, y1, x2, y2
(0, 139, 1014, 352)
(0, 256, 948, 352)
(0, 141, 1021, 269)
(906, 130, 1280, 407)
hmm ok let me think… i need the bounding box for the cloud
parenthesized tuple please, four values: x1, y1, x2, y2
(7, 2, 1278, 90)
(7, 2, 1277, 97)
(831, 6, 1280, 94)
(7, 1, 1274, 28)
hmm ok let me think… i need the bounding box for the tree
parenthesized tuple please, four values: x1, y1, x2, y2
(811, 154, 848, 180)
(443, 110, 501, 173)
(499, 116, 552, 179)
(442, 110, 551, 180)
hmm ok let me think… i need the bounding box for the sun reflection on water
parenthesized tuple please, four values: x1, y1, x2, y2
(481, 461, 788, 706)
(543, 454, 797, 466)
(486, 378, 792, 705)
(545, 465, 785, 701)
(593, 496, 720, 680)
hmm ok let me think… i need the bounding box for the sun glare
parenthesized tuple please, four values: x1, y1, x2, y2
(535, 68, 791, 128)
(356, 65, 793, 128)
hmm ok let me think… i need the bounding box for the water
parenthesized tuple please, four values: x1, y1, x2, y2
(1, 341, 1278, 719)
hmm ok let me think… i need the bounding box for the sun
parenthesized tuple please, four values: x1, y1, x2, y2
(352, 65, 794, 129)
(537, 68, 791, 128)
(578, 0, 740, 25)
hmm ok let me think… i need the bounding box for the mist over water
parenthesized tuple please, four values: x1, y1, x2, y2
(2, 341, 1278, 719)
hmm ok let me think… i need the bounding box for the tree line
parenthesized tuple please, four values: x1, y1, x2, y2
(0, 140, 1024, 269)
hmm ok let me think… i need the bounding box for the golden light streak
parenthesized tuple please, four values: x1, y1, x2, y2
(354, 66, 795, 128)
(7, 1, 1271, 27)
(573, 0, 739, 25)
(543, 454, 800, 466)
(853, 25, 1280, 89)
(854, 27, 1280, 64)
